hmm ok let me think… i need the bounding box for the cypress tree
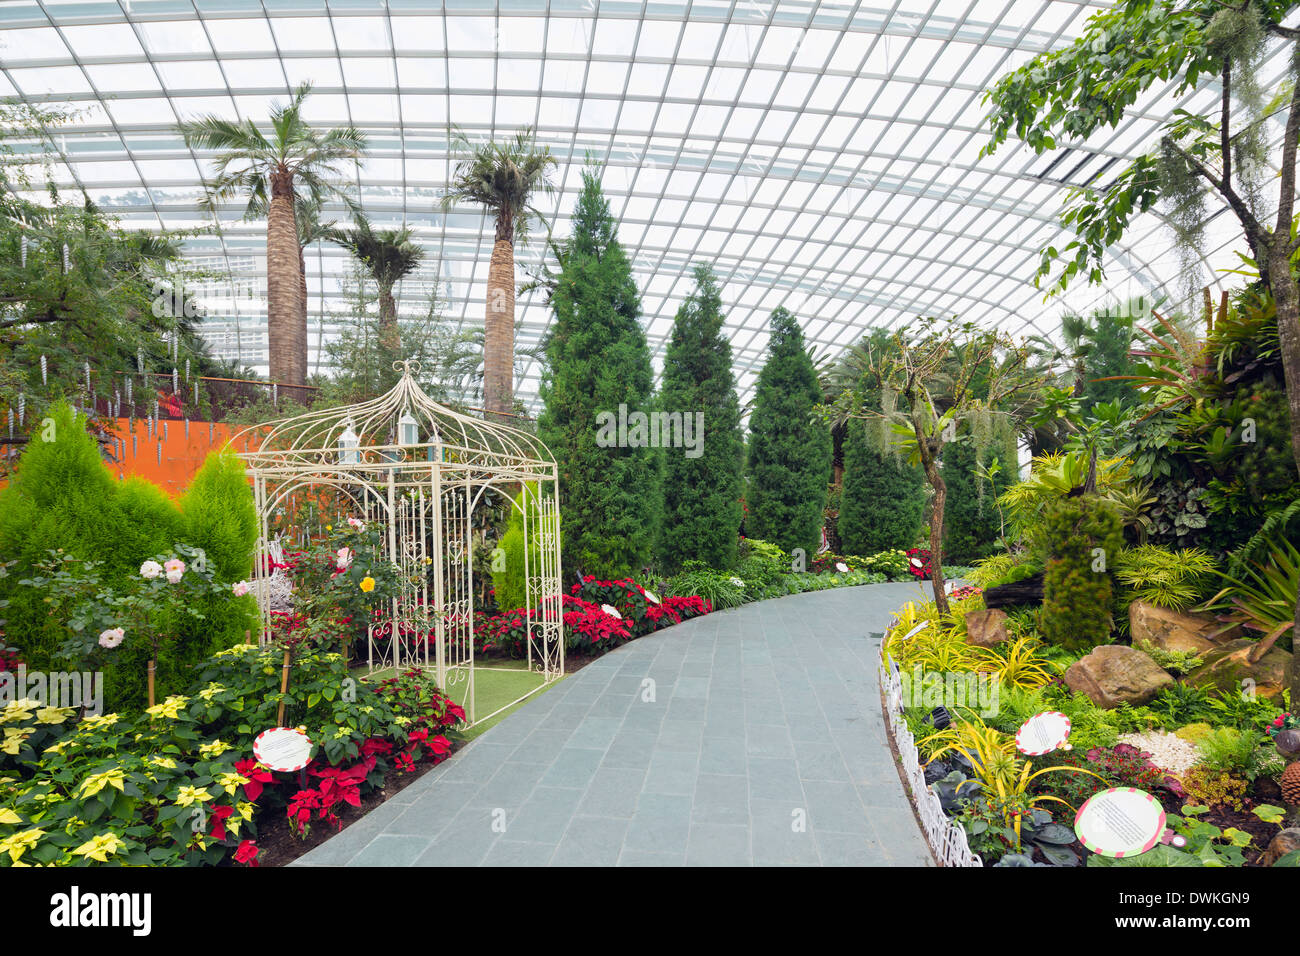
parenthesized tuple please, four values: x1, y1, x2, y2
(838, 418, 925, 554)
(942, 433, 1016, 565)
(746, 307, 831, 557)
(537, 169, 659, 578)
(657, 263, 744, 573)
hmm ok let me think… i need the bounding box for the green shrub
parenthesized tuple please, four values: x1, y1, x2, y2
(0, 404, 259, 712)
(1040, 494, 1124, 652)
(490, 483, 560, 614)
(665, 562, 746, 609)
(838, 418, 925, 554)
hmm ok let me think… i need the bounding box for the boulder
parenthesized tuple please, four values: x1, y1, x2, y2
(1275, 729, 1300, 761)
(1128, 600, 1239, 656)
(1261, 828, 1300, 867)
(1064, 645, 1175, 709)
(1185, 639, 1294, 701)
(964, 609, 1010, 648)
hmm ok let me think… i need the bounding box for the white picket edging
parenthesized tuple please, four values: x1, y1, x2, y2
(878, 644, 983, 868)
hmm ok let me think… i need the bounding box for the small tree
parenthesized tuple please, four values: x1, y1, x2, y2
(657, 264, 744, 572)
(746, 307, 832, 558)
(834, 320, 1040, 614)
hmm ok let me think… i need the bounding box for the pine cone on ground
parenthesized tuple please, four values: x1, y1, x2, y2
(1282, 762, 1300, 806)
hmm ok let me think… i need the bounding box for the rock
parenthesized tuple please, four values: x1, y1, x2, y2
(983, 573, 1044, 609)
(1277, 729, 1300, 760)
(964, 609, 1010, 648)
(1185, 639, 1294, 701)
(1262, 828, 1300, 867)
(1064, 645, 1175, 709)
(1128, 600, 1239, 656)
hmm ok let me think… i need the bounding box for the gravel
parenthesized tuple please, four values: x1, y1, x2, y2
(1119, 729, 1202, 775)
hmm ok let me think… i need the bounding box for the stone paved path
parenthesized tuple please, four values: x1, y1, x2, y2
(294, 583, 932, 867)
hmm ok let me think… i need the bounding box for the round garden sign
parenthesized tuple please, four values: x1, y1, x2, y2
(1074, 788, 1167, 858)
(253, 727, 314, 773)
(1014, 711, 1071, 756)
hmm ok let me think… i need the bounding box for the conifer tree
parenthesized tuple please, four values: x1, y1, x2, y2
(838, 418, 925, 554)
(657, 264, 744, 572)
(537, 170, 659, 577)
(746, 307, 831, 557)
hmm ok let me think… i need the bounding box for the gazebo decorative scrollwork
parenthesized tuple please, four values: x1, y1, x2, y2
(231, 361, 563, 725)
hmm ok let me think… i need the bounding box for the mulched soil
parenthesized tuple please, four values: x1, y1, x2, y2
(257, 649, 603, 866)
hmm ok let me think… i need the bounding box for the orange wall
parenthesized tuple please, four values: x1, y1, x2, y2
(105, 418, 258, 496)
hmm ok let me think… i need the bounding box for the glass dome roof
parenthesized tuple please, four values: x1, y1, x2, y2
(1, 0, 1294, 412)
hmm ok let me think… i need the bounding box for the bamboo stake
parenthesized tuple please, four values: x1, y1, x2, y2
(277, 647, 292, 726)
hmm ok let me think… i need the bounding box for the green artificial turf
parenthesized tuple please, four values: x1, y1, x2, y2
(356, 659, 562, 741)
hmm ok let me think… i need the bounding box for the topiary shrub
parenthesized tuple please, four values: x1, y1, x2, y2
(490, 483, 560, 614)
(1040, 494, 1124, 652)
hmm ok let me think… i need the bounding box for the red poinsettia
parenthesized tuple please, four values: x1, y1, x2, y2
(235, 758, 276, 803)
(233, 840, 260, 866)
(906, 548, 932, 578)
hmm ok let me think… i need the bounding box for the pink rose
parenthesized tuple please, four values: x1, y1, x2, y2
(232, 580, 251, 597)
(164, 558, 186, 583)
(98, 627, 125, 649)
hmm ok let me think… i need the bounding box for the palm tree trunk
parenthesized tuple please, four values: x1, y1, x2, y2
(267, 168, 305, 386)
(378, 281, 399, 354)
(483, 228, 516, 419)
(299, 242, 309, 393)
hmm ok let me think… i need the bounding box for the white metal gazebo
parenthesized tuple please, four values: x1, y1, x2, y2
(231, 361, 563, 725)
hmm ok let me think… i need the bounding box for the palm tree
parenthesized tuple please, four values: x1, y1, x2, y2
(332, 216, 425, 353)
(440, 127, 555, 417)
(179, 82, 366, 387)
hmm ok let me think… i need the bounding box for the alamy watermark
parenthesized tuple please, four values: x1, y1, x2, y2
(595, 404, 705, 459)
(1, 666, 103, 716)
(899, 666, 999, 718)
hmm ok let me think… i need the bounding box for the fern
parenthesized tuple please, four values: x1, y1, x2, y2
(1228, 498, 1300, 577)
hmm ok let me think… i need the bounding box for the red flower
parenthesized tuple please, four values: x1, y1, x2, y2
(210, 804, 235, 839)
(233, 840, 260, 866)
(235, 758, 276, 803)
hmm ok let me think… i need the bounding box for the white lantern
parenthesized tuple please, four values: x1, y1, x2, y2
(337, 423, 359, 464)
(397, 411, 419, 447)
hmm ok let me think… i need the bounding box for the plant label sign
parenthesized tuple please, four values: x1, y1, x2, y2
(897, 621, 928, 642)
(253, 727, 314, 773)
(835, 562, 850, 573)
(642, 589, 660, 604)
(1074, 788, 1167, 858)
(1015, 711, 1071, 756)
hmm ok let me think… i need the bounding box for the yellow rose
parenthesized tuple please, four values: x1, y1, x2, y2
(359, 576, 376, 593)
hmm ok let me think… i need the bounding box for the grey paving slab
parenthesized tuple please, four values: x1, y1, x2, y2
(293, 583, 932, 867)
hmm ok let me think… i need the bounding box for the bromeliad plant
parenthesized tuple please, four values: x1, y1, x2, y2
(1200, 537, 1297, 664)
(921, 719, 1105, 848)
